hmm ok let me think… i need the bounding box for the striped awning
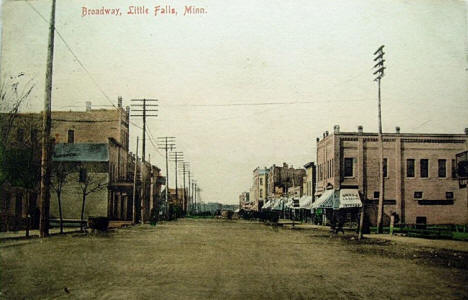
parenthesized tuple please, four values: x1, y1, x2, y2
(311, 189, 335, 209)
(334, 189, 362, 209)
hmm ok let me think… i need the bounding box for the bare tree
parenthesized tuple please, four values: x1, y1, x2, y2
(78, 166, 107, 231)
(0, 74, 35, 143)
(50, 162, 73, 233)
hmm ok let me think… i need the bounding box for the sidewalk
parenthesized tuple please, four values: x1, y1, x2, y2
(365, 233, 468, 253)
(0, 227, 82, 241)
(280, 222, 468, 253)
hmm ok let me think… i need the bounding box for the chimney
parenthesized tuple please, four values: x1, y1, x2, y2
(325, 131, 329, 136)
(323, 132, 326, 138)
(316, 137, 320, 143)
(465, 128, 468, 135)
(333, 124, 340, 134)
(86, 101, 92, 112)
(396, 126, 400, 134)
(283, 162, 288, 168)
(358, 125, 363, 134)
(118, 96, 123, 108)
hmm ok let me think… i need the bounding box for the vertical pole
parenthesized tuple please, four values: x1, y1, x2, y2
(165, 138, 169, 217)
(183, 164, 186, 213)
(377, 78, 385, 233)
(140, 162, 145, 225)
(188, 171, 191, 214)
(132, 137, 139, 224)
(39, 0, 56, 238)
(194, 183, 197, 214)
(142, 99, 146, 162)
(175, 154, 178, 204)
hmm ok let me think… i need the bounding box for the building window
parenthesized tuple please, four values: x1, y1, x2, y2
(445, 192, 454, 199)
(259, 189, 263, 199)
(373, 191, 379, 199)
(420, 159, 429, 178)
(451, 159, 457, 178)
(414, 191, 423, 199)
(259, 178, 263, 185)
(79, 168, 87, 183)
(438, 159, 446, 178)
(383, 158, 388, 178)
(407, 159, 415, 177)
(344, 158, 353, 177)
(68, 129, 75, 144)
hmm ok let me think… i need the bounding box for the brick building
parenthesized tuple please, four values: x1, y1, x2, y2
(267, 163, 306, 199)
(315, 125, 468, 226)
(0, 98, 164, 230)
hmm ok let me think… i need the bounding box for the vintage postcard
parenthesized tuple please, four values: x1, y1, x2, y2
(0, 0, 467, 299)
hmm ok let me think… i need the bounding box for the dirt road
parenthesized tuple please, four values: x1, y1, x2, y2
(1, 218, 467, 299)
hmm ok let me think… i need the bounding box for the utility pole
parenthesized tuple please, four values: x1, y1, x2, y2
(132, 137, 139, 224)
(191, 180, 197, 214)
(39, 0, 57, 238)
(374, 45, 386, 234)
(179, 162, 190, 214)
(157, 137, 175, 217)
(170, 151, 184, 208)
(131, 99, 158, 162)
(187, 170, 192, 214)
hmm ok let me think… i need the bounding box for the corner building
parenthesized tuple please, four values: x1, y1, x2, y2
(316, 126, 468, 226)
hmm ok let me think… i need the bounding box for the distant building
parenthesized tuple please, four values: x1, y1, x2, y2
(316, 125, 468, 226)
(250, 167, 269, 211)
(303, 162, 316, 198)
(267, 163, 306, 199)
(239, 192, 250, 210)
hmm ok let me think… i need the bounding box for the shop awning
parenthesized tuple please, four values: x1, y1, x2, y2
(262, 199, 273, 210)
(334, 189, 362, 209)
(299, 196, 313, 209)
(311, 189, 335, 209)
(271, 198, 286, 211)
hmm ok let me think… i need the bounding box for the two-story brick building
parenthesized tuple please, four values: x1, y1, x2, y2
(315, 125, 468, 226)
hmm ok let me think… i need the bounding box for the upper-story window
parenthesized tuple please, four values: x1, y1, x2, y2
(68, 129, 75, 144)
(344, 158, 353, 177)
(420, 159, 429, 178)
(407, 159, 415, 177)
(438, 159, 446, 178)
(451, 159, 457, 178)
(259, 178, 263, 185)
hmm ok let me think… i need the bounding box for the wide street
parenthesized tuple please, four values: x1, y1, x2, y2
(1, 218, 467, 299)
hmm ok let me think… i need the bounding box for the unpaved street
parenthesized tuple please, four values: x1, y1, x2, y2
(1, 219, 467, 299)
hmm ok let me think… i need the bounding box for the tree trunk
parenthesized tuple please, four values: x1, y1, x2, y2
(57, 191, 63, 234)
(80, 192, 87, 232)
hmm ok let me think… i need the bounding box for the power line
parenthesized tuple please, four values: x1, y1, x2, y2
(131, 99, 159, 161)
(26, 1, 119, 110)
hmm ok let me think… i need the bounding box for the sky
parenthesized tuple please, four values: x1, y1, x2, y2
(1, 0, 467, 204)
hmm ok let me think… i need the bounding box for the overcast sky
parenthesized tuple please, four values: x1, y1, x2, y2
(1, 0, 467, 204)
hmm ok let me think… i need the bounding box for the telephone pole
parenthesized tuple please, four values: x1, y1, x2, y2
(131, 99, 158, 162)
(39, 0, 57, 238)
(132, 137, 139, 224)
(373, 45, 386, 234)
(179, 162, 190, 214)
(170, 151, 184, 206)
(187, 170, 192, 214)
(157, 137, 175, 217)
